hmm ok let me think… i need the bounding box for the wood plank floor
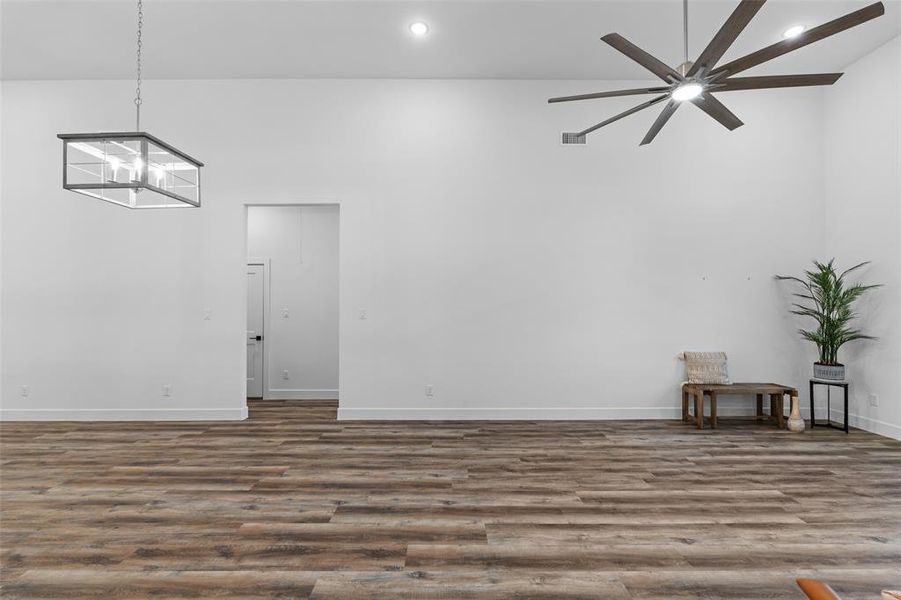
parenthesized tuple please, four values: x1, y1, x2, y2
(1, 399, 900, 599)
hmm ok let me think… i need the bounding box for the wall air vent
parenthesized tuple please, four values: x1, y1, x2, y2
(561, 132, 586, 145)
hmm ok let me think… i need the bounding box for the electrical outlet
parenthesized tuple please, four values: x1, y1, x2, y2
(359, 309, 367, 320)
(20, 385, 30, 397)
(282, 307, 290, 318)
(283, 370, 290, 380)
(202, 308, 212, 320)
(869, 393, 879, 407)
(162, 384, 172, 397)
(425, 384, 434, 397)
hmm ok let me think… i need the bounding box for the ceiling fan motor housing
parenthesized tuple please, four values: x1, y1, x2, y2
(677, 61, 695, 77)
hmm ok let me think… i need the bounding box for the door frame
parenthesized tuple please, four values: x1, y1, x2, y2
(244, 201, 341, 402)
(246, 257, 271, 400)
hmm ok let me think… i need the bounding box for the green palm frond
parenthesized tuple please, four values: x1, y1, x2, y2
(775, 259, 879, 365)
(839, 261, 870, 280)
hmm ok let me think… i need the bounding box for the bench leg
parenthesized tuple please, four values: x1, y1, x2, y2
(710, 391, 717, 429)
(756, 393, 764, 421)
(771, 394, 785, 429)
(682, 388, 690, 422)
(695, 391, 704, 429)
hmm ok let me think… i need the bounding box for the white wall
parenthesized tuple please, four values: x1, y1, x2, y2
(247, 205, 339, 399)
(1, 78, 832, 420)
(822, 36, 901, 440)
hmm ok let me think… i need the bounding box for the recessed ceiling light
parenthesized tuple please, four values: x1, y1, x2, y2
(783, 24, 806, 39)
(409, 22, 429, 37)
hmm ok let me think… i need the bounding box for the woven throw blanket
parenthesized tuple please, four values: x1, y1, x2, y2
(683, 351, 731, 385)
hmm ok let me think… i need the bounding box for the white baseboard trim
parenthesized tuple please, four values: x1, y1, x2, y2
(339, 406, 720, 421)
(825, 409, 901, 441)
(266, 389, 338, 400)
(337, 406, 837, 422)
(0, 407, 249, 422)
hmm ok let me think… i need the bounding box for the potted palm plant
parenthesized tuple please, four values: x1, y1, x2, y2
(776, 260, 879, 380)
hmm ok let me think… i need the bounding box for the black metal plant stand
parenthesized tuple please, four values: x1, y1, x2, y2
(809, 379, 850, 433)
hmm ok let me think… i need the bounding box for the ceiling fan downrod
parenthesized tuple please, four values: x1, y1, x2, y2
(679, 0, 694, 76)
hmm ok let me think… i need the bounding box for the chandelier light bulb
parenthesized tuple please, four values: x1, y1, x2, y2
(409, 22, 429, 36)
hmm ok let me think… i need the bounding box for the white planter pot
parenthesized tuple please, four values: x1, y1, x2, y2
(814, 362, 845, 381)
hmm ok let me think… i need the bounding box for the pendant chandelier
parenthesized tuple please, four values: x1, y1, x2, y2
(57, 0, 203, 208)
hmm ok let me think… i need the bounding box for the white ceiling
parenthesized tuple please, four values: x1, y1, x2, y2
(2, 0, 899, 80)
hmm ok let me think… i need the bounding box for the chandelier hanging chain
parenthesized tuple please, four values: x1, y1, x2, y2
(134, 0, 143, 130)
(682, 0, 689, 67)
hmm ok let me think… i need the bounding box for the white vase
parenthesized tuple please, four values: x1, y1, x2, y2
(787, 395, 805, 432)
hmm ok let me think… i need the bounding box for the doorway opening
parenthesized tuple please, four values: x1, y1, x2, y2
(245, 204, 339, 401)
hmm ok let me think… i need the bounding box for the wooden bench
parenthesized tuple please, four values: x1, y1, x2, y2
(682, 382, 798, 429)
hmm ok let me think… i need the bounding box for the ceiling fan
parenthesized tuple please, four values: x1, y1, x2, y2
(549, 0, 885, 145)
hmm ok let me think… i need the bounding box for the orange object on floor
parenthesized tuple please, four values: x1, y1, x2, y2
(797, 579, 841, 600)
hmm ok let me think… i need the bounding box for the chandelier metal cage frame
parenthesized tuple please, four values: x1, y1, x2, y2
(58, 132, 203, 209)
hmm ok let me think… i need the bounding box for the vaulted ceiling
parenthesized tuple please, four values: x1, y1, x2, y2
(3, 0, 899, 80)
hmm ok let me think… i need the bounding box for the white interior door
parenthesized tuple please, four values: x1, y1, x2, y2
(246, 264, 265, 399)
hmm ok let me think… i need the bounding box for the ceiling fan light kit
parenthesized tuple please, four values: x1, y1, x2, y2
(672, 83, 704, 102)
(58, 0, 203, 208)
(783, 24, 807, 39)
(549, 0, 885, 145)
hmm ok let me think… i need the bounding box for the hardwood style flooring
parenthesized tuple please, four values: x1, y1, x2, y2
(2, 400, 900, 599)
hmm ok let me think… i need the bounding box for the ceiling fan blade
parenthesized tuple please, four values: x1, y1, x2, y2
(687, 0, 766, 77)
(710, 2, 884, 78)
(577, 94, 669, 137)
(691, 93, 744, 130)
(601, 33, 682, 83)
(640, 100, 679, 146)
(718, 73, 843, 91)
(549, 87, 670, 104)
